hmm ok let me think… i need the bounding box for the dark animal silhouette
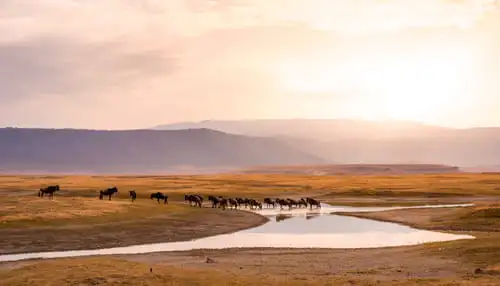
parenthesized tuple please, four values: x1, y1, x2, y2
(236, 197, 245, 207)
(129, 190, 137, 202)
(248, 199, 262, 210)
(150, 192, 168, 204)
(298, 198, 308, 208)
(185, 194, 202, 208)
(277, 199, 292, 210)
(208, 195, 220, 208)
(218, 197, 228, 210)
(306, 197, 321, 209)
(242, 198, 251, 208)
(287, 199, 299, 208)
(99, 187, 118, 200)
(263, 198, 276, 208)
(38, 185, 60, 199)
(228, 198, 238, 209)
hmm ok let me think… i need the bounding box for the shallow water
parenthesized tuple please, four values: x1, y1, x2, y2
(0, 204, 475, 262)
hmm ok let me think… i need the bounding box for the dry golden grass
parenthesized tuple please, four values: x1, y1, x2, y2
(1, 173, 500, 199)
(1, 173, 500, 285)
(0, 197, 131, 224)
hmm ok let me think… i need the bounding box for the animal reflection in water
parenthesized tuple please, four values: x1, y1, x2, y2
(99, 187, 118, 200)
(275, 213, 320, 222)
(150, 192, 168, 204)
(306, 213, 320, 220)
(38, 185, 60, 199)
(275, 214, 293, 222)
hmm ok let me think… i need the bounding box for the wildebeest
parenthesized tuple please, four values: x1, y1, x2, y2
(208, 195, 220, 208)
(248, 199, 262, 210)
(99, 187, 118, 200)
(276, 198, 292, 210)
(287, 198, 299, 208)
(129, 190, 137, 202)
(185, 194, 202, 208)
(228, 198, 239, 210)
(38, 185, 60, 199)
(150, 192, 168, 204)
(217, 197, 228, 210)
(264, 198, 276, 208)
(306, 197, 321, 209)
(298, 198, 308, 208)
(235, 198, 245, 208)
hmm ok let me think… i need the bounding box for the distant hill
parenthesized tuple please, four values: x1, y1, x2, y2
(154, 119, 500, 166)
(0, 128, 324, 174)
(154, 119, 450, 140)
(239, 164, 461, 175)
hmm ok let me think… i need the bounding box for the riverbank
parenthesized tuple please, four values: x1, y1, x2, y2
(1, 174, 499, 284)
(0, 197, 268, 255)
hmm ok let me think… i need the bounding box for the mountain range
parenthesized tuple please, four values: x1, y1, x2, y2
(0, 127, 323, 174)
(155, 119, 500, 167)
(2, 118, 500, 174)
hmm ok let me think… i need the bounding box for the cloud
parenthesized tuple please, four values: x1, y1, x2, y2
(0, 0, 498, 128)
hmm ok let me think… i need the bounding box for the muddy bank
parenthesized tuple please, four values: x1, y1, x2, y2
(0, 208, 268, 255)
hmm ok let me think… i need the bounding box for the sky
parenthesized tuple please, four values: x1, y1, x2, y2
(1, 0, 500, 129)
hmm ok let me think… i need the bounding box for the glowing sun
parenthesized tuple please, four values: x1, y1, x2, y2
(276, 45, 476, 123)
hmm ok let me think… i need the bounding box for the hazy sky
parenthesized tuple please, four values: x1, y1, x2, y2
(1, 0, 500, 129)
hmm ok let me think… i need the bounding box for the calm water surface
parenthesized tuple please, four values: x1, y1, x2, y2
(0, 204, 475, 262)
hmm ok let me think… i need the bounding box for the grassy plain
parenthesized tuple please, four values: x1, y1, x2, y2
(0, 173, 500, 285)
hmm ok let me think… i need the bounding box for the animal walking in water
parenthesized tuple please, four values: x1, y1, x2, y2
(129, 190, 137, 202)
(305, 197, 321, 209)
(99, 187, 119, 200)
(38, 185, 60, 199)
(150, 192, 168, 204)
(264, 198, 276, 208)
(298, 198, 308, 208)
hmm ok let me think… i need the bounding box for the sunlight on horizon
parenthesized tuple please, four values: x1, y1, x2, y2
(275, 40, 478, 123)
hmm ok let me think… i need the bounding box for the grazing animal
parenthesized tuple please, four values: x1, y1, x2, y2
(185, 194, 202, 208)
(264, 198, 276, 208)
(129, 190, 137, 202)
(38, 185, 60, 199)
(208, 195, 220, 208)
(306, 197, 321, 209)
(99, 187, 119, 200)
(150, 192, 168, 204)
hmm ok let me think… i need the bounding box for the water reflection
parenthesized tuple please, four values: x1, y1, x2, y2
(275, 214, 293, 222)
(0, 203, 475, 263)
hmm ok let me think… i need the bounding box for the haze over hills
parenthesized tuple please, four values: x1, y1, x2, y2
(154, 119, 450, 140)
(0, 128, 324, 174)
(154, 119, 500, 167)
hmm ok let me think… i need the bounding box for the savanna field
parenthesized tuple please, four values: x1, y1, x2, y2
(0, 173, 499, 285)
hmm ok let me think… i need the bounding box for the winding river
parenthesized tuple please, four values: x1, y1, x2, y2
(0, 203, 475, 263)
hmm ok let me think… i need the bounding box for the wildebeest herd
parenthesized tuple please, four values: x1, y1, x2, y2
(37, 185, 322, 210)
